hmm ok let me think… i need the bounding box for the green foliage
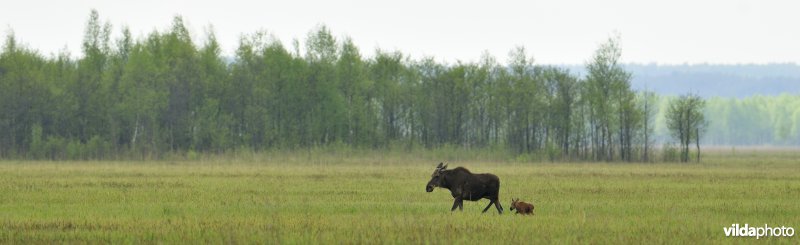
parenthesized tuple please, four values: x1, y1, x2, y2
(665, 94, 707, 162)
(28, 124, 43, 159)
(66, 140, 83, 160)
(660, 142, 680, 162)
(700, 94, 800, 145)
(5, 10, 790, 161)
(584, 35, 641, 162)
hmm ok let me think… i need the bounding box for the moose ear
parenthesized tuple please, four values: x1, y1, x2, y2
(442, 164, 448, 169)
(436, 162, 443, 168)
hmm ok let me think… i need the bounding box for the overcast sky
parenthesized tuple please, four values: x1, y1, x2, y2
(1, 0, 798, 64)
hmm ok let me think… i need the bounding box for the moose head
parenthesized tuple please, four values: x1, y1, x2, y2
(426, 162, 448, 192)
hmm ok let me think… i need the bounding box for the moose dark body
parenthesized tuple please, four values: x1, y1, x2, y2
(426, 163, 503, 214)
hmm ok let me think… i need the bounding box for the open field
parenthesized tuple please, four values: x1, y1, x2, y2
(1, 151, 799, 243)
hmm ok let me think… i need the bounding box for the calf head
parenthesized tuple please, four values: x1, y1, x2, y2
(510, 198, 519, 211)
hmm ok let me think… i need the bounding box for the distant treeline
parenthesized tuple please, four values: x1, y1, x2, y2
(561, 64, 800, 98)
(701, 95, 800, 146)
(636, 95, 800, 147)
(0, 11, 794, 160)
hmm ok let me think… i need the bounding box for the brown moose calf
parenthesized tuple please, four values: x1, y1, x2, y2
(510, 198, 535, 215)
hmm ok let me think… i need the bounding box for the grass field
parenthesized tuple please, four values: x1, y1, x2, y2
(1, 150, 799, 244)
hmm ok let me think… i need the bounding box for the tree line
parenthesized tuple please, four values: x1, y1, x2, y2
(701, 95, 800, 146)
(2, 11, 706, 161)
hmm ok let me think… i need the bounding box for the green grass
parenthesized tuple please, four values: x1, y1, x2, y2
(1, 151, 799, 244)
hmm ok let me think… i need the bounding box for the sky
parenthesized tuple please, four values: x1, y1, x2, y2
(1, 0, 798, 65)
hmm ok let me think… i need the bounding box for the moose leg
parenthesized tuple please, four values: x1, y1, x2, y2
(481, 200, 494, 213)
(494, 199, 504, 214)
(451, 197, 463, 212)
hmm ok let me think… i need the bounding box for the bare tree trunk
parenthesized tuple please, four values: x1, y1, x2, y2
(131, 115, 139, 149)
(696, 128, 700, 162)
(643, 93, 650, 162)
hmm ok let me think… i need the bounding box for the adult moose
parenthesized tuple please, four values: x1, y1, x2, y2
(425, 163, 503, 214)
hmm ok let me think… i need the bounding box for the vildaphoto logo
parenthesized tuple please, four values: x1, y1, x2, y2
(724, 224, 795, 239)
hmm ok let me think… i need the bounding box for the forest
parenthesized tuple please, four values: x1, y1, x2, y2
(1, 11, 798, 160)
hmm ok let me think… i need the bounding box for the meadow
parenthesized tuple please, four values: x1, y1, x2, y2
(1, 149, 798, 244)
